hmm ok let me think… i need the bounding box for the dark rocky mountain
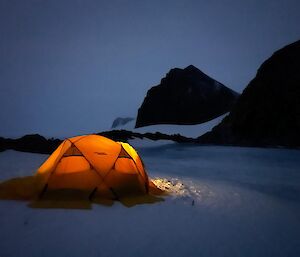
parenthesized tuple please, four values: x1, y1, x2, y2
(198, 40, 300, 148)
(111, 117, 134, 128)
(135, 65, 239, 128)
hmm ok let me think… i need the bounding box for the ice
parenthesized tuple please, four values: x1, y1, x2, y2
(0, 145, 300, 257)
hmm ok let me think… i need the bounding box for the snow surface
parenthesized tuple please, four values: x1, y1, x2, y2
(1, 145, 300, 257)
(111, 113, 228, 138)
(128, 138, 174, 148)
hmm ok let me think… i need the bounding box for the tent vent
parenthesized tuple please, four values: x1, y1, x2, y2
(118, 146, 131, 159)
(63, 146, 83, 157)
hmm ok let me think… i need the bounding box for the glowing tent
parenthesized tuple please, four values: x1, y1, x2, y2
(37, 134, 153, 199)
(0, 134, 163, 208)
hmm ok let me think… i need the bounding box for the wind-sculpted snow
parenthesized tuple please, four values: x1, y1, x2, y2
(0, 145, 300, 257)
(152, 178, 192, 197)
(151, 177, 216, 205)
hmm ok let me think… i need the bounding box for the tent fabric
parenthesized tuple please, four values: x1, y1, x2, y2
(0, 134, 165, 208)
(36, 135, 151, 198)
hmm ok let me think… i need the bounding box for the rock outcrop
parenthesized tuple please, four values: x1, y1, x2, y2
(136, 65, 239, 128)
(198, 40, 300, 147)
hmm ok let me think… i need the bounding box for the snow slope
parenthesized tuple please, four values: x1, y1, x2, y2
(0, 146, 300, 257)
(111, 113, 228, 138)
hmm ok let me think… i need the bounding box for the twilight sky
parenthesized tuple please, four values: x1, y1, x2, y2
(0, 0, 300, 138)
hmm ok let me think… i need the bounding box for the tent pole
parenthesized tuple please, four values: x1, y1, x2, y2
(89, 187, 98, 201)
(39, 183, 48, 199)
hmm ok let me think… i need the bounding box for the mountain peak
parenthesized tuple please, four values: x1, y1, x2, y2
(135, 66, 239, 128)
(184, 65, 199, 71)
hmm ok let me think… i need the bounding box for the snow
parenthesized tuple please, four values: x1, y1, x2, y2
(111, 113, 228, 138)
(128, 138, 174, 148)
(1, 145, 300, 257)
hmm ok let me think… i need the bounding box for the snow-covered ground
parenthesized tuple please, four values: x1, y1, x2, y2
(1, 144, 300, 257)
(112, 113, 227, 138)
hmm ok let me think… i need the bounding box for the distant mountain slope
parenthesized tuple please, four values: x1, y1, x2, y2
(135, 65, 239, 128)
(198, 40, 300, 147)
(111, 117, 134, 129)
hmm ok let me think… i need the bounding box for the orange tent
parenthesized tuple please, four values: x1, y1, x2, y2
(0, 134, 163, 208)
(36, 134, 153, 200)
